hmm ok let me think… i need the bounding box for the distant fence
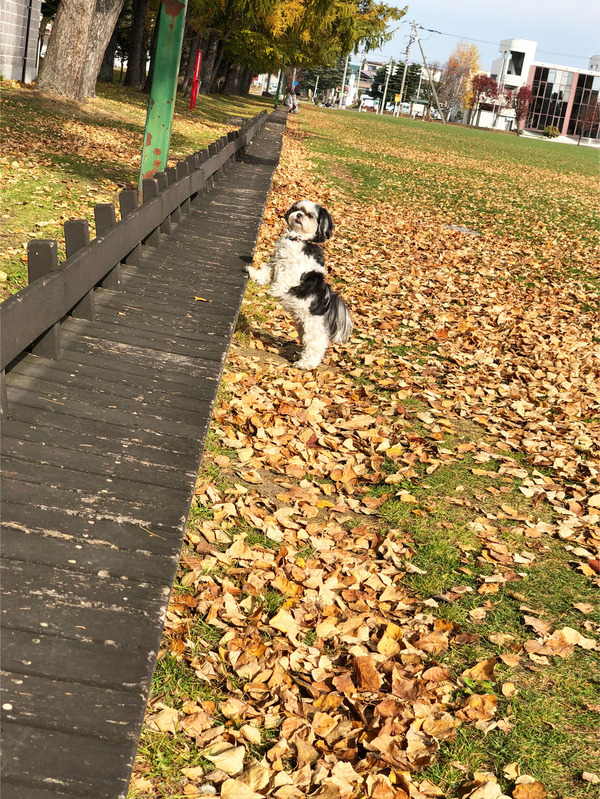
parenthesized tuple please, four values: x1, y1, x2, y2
(0, 110, 269, 417)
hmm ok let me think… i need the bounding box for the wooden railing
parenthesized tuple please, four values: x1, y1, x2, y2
(0, 109, 269, 417)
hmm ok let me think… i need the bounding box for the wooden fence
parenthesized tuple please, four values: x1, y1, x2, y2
(0, 109, 269, 417)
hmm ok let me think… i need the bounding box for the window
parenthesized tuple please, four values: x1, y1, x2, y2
(527, 66, 576, 133)
(509, 51, 525, 76)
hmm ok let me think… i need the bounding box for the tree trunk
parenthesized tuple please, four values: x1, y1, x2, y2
(124, 0, 149, 88)
(222, 62, 242, 95)
(142, 10, 160, 93)
(80, 0, 125, 97)
(98, 25, 118, 82)
(241, 67, 253, 95)
(181, 33, 199, 96)
(212, 48, 228, 93)
(198, 30, 220, 95)
(37, 0, 97, 100)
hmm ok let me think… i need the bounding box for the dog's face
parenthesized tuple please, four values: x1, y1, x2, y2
(284, 201, 333, 243)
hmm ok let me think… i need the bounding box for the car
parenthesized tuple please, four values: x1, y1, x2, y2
(359, 97, 378, 111)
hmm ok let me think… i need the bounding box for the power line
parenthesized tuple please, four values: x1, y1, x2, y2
(417, 26, 593, 62)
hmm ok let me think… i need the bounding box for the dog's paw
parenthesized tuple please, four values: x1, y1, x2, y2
(294, 358, 321, 370)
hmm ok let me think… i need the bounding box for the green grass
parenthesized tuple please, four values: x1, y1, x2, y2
(1, 80, 271, 292)
(299, 107, 599, 269)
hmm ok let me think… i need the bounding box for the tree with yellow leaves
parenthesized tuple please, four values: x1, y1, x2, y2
(433, 40, 481, 120)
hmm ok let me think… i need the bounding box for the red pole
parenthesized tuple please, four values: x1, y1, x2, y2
(190, 50, 202, 110)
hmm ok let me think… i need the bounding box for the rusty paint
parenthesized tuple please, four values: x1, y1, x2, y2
(162, 0, 184, 17)
(153, 148, 161, 155)
(145, 132, 152, 147)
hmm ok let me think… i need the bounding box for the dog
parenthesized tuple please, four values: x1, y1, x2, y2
(247, 201, 352, 369)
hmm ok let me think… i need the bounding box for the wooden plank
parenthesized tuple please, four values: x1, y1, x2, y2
(5, 384, 213, 440)
(59, 318, 232, 361)
(7, 359, 217, 411)
(2, 501, 185, 558)
(1, 724, 134, 798)
(5, 372, 213, 429)
(0, 108, 287, 799)
(1, 628, 156, 691)
(1, 558, 172, 643)
(1, 524, 178, 587)
(2, 475, 192, 532)
(2, 671, 146, 742)
(55, 340, 222, 385)
(0, 781, 73, 799)
(2, 456, 192, 509)
(95, 295, 244, 332)
(2, 437, 197, 491)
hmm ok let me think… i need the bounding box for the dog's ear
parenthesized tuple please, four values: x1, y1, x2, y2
(315, 206, 333, 242)
(284, 202, 301, 223)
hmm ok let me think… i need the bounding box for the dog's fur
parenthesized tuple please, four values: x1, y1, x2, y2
(247, 201, 352, 369)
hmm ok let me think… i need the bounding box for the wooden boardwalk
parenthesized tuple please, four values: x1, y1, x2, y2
(1, 108, 287, 798)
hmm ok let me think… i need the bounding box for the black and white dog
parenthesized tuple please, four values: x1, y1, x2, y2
(247, 201, 352, 369)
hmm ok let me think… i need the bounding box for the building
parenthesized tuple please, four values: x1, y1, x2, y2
(475, 38, 600, 141)
(0, 0, 43, 83)
(472, 39, 600, 140)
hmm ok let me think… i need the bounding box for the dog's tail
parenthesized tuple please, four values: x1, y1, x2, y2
(326, 291, 353, 344)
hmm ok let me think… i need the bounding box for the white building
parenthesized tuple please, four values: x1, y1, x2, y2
(472, 38, 600, 141)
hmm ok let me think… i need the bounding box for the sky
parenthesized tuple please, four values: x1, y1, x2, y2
(360, 0, 600, 72)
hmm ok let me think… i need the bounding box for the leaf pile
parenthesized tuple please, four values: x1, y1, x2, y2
(131, 113, 599, 797)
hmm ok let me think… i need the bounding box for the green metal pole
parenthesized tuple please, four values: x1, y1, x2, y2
(274, 60, 284, 109)
(139, 0, 188, 191)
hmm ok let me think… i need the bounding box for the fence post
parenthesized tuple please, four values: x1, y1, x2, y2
(142, 178, 161, 248)
(198, 149, 210, 193)
(207, 142, 218, 187)
(120, 189, 142, 266)
(155, 172, 171, 235)
(187, 154, 201, 204)
(28, 239, 62, 359)
(177, 161, 190, 214)
(95, 204, 121, 290)
(65, 219, 95, 321)
(165, 167, 179, 225)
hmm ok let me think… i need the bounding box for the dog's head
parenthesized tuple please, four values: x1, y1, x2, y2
(284, 201, 333, 243)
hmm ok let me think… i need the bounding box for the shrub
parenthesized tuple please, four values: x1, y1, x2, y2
(544, 125, 560, 138)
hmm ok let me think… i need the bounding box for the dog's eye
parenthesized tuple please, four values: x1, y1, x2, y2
(307, 213, 313, 219)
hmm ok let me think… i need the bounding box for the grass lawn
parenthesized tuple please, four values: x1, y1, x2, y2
(134, 105, 598, 797)
(0, 80, 271, 295)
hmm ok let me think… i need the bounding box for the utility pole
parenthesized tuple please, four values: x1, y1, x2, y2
(338, 54, 350, 108)
(378, 58, 394, 115)
(413, 23, 446, 124)
(274, 59, 284, 108)
(397, 27, 414, 116)
(138, 0, 188, 190)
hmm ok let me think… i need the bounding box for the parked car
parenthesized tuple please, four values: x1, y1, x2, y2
(359, 97, 378, 112)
